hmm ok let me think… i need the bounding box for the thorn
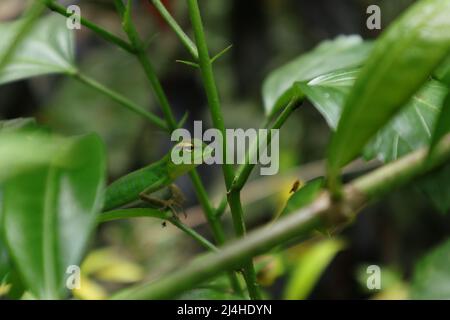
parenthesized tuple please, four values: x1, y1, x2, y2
(177, 111, 189, 128)
(211, 44, 233, 64)
(176, 59, 199, 68)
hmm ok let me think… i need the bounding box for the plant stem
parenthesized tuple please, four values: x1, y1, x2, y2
(73, 73, 168, 131)
(135, 51, 179, 128)
(43, 0, 135, 54)
(168, 218, 218, 252)
(214, 196, 229, 217)
(150, 0, 199, 60)
(112, 0, 243, 294)
(213, 113, 284, 218)
(230, 98, 301, 193)
(113, 134, 450, 300)
(187, 0, 261, 300)
(98, 208, 218, 252)
(189, 171, 225, 244)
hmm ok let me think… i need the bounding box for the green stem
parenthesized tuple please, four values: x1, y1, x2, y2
(98, 209, 218, 252)
(214, 196, 229, 217)
(73, 73, 167, 131)
(135, 51, 179, 129)
(113, 134, 450, 300)
(187, 0, 261, 300)
(230, 98, 301, 193)
(169, 218, 219, 252)
(189, 171, 225, 244)
(150, 0, 199, 60)
(43, 0, 134, 54)
(213, 117, 272, 218)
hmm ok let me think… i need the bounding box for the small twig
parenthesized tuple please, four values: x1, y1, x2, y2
(150, 0, 199, 60)
(73, 73, 168, 131)
(98, 209, 218, 252)
(43, 0, 135, 53)
(230, 98, 301, 193)
(176, 59, 199, 68)
(211, 44, 233, 64)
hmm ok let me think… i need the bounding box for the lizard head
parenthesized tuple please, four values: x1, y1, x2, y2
(168, 138, 214, 178)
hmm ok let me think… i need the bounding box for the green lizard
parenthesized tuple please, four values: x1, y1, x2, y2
(103, 139, 213, 215)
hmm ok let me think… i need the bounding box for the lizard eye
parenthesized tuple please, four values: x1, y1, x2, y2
(176, 141, 196, 153)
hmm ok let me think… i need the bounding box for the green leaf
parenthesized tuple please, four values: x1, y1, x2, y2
(428, 80, 450, 158)
(303, 68, 450, 212)
(283, 239, 344, 300)
(280, 178, 324, 217)
(364, 81, 447, 162)
(328, 0, 450, 178)
(262, 35, 372, 118)
(0, 132, 69, 181)
(411, 238, 450, 299)
(299, 69, 447, 162)
(435, 54, 450, 83)
(1, 134, 106, 299)
(297, 69, 359, 129)
(0, 14, 76, 85)
(0, 118, 41, 296)
(0, 1, 45, 73)
(300, 68, 450, 212)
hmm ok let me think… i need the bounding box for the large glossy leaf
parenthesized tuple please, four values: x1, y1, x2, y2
(1, 134, 106, 299)
(0, 1, 45, 73)
(301, 68, 450, 212)
(0, 118, 40, 287)
(364, 81, 447, 162)
(0, 132, 69, 181)
(297, 69, 359, 129)
(328, 0, 450, 178)
(262, 35, 372, 118)
(353, 82, 450, 214)
(411, 238, 450, 299)
(300, 69, 448, 162)
(0, 14, 76, 85)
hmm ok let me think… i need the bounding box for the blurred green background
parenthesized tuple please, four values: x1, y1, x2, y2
(1, 0, 449, 299)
